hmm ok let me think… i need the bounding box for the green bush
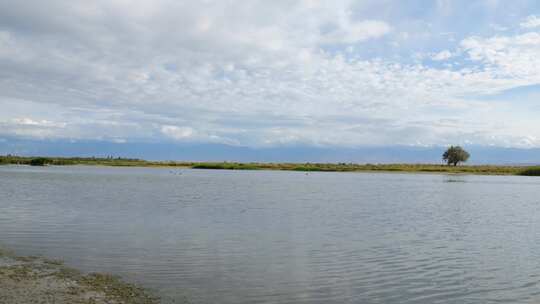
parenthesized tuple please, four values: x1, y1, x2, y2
(518, 167, 540, 176)
(29, 158, 49, 166)
(192, 163, 259, 170)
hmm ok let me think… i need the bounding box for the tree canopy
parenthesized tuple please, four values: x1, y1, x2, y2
(442, 146, 470, 166)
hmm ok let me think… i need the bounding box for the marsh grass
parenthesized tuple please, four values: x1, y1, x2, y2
(518, 167, 540, 176)
(192, 163, 260, 170)
(188, 162, 527, 175)
(1, 155, 538, 176)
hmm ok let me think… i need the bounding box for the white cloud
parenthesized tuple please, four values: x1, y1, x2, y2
(160, 126, 195, 140)
(431, 50, 453, 61)
(111, 138, 127, 144)
(0, 1, 539, 148)
(0, 117, 68, 139)
(461, 32, 540, 81)
(320, 20, 391, 44)
(12, 118, 66, 128)
(520, 15, 540, 29)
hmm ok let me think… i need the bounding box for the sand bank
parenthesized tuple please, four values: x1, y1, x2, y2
(0, 249, 158, 304)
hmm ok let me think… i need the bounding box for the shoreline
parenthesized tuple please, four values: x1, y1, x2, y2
(1, 155, 539, 176)
(0, 247, 159, 304)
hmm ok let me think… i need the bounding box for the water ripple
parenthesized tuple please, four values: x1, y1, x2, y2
(1, 166, 540, 303)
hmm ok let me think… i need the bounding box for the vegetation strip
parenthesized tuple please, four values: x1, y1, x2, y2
(1, 155, 539, 176)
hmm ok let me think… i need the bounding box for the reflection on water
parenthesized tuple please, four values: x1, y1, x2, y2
(443, 176, 467, 183)
(1, 165, 540, 304)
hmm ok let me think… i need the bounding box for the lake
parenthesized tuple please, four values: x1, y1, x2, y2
(1, 165, 540, 303)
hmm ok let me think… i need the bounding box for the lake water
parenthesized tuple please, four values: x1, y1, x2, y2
(1, 165, 540, 303)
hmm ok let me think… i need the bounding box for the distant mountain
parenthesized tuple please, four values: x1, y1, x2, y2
(1, 138, 539, 165)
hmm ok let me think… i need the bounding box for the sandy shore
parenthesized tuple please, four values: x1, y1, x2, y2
(0, 248, 158, 304)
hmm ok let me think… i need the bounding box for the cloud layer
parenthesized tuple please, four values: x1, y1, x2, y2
(1, 0, 540, 148)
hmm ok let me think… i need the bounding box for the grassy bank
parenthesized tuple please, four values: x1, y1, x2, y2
(190, 162, 532, 175)
(517, 166, 540, 176)
(0, 247, 158, 304)
(0, 155, 157, 167)
(1, 155, 539, 176)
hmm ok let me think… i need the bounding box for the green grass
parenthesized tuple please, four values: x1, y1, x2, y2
(1, 155, 538, 176)
(189, 162, 527, 175)
(29, 157, 49, 166)
(0, 155, 157, 167)
(192, 163, 260, 170)
(518, 166, 540, 176)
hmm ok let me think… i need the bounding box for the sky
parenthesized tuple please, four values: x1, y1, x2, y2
(1, 0, 540, 161)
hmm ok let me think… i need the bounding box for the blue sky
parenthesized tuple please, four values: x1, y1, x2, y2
(1, 1, 540, 161)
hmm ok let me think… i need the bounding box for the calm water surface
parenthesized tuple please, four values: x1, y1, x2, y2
(1, 165, 540, 303)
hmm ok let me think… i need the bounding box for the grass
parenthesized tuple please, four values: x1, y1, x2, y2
(0, 155, 162, 167)
(187, 162, 530, 175)
(518, 166, 540, 176)
(1, 155, 539, 176)
(192, 163, 260, 170)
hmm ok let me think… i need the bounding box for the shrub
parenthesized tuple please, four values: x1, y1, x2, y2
(518, 167, 540, 176)
(29, 158, 49, 166)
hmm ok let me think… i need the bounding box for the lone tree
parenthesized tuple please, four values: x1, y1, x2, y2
(442, 146, 470, 166)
